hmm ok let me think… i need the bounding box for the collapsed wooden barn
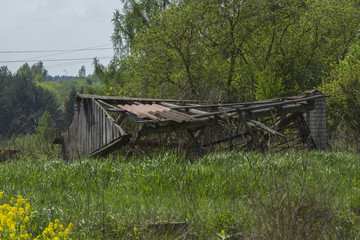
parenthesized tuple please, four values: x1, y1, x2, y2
(55, 90, 327, 160)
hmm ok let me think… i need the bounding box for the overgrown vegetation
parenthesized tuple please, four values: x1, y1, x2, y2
(1, 150, 360, 239)
(97, 0, 360, 102)
(322, 40, 360, 148)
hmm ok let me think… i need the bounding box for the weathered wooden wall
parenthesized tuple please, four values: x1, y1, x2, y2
(60, 98, 129, 160)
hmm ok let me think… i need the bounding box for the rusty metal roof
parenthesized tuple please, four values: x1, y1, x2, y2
(118, 103, 194, 123)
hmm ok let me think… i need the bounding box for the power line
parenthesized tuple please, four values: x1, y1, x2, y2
(46, 59, 96, 69)
(19, 48, 113, 62)
(0, 45, 113, 54)
(0, 56, 112, 63)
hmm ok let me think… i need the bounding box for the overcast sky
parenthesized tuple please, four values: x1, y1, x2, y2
(0, 0, 122, 76)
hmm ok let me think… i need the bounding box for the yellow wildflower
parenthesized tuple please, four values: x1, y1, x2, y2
(0, 191, 74, 240)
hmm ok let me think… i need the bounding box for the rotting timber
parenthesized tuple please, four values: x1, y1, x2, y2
(56, 91, 326, 160)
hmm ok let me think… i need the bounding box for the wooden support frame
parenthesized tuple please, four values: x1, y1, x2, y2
(57, 91, 327, 160)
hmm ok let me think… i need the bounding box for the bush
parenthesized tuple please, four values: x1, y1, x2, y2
(322, 41, 360, 150)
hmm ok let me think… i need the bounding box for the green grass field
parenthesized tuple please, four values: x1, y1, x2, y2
(1, 150, 360, 239)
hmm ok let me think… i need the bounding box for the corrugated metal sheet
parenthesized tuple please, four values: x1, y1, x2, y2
(118, 103, 194, 123)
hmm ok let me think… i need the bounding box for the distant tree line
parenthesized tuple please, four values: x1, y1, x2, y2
(0, 63, 63, 137)
(45, 75, 79, 82)
(0, 63, 104, 139)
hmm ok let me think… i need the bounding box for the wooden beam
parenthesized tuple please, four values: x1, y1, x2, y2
(194, 102, 315, 119)
(89, 134, 131, 158)
(161, 102, 211, 115)
(250, 103, 315, 119)
(247, 119, 285, 137)
(161, 94, 324, 111)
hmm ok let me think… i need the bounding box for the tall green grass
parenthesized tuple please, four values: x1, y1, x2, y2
(1, 150, 360, 239)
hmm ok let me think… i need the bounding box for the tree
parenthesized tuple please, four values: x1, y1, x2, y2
(111, 0, 171, 56)
(0, 62, 63, 136)
(64, 88, 77, 128)
(322, 41, 360, 144)
(97, 0, 360, 102)
(78, 66, 86, 78)
(199, 0, 266, 101)
(0, 66, 13, 136)
(37, 110, 55, 143)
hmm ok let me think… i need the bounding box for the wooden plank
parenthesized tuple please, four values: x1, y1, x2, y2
(105, 108, 109, 145)
(107, 114, 114, 143)
(98, 102, 102, 150)
(81, 102, 87, 156)
(74, 112, 79, 158)
(83, 101, 87, 155)
(250, 103, 315, 119)
(98, 106, 101, 149)
(89, 99, 93, 153)
(97, 99, 124, 111)
(273, 113, 300, 130)
(94, 99, 99, 152)
(247, 119, 285, 137)
(89, 134, 131, 158)
(194, 102, 315, 120)
(76, 103, 81, 157)
(102, 104, 106, 148)
(161, 102, 211, 115)
(84, 99, 91, 156)
(88, 100, 93, 154)
(113, 124, 120, 139)
(76, 103, 82, 157)
(90, 98, 95, 153)
(95, 101, 99, 151)
(85, 102, 89, 155)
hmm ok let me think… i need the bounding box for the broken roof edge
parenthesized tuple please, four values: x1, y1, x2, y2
(76, 90, 327, 106)
(75, 94, 205, 104)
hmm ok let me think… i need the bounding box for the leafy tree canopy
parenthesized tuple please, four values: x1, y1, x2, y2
(95, 0, 360, 102)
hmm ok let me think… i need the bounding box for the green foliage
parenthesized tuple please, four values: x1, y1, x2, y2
(78, 65, 86, 78)
(38, 75, 103, 111)
(98, 0, 360, 102)
(0, 66, 13, 135)
(255, 69, 284, 100)
(111, 0, 171, 55)
(0, 63, 63, 136)
(210, 211, 238, 235)
(37, 111, 55, 143)
(64, 88, 77, 127)
(322, 41, 360, 144)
